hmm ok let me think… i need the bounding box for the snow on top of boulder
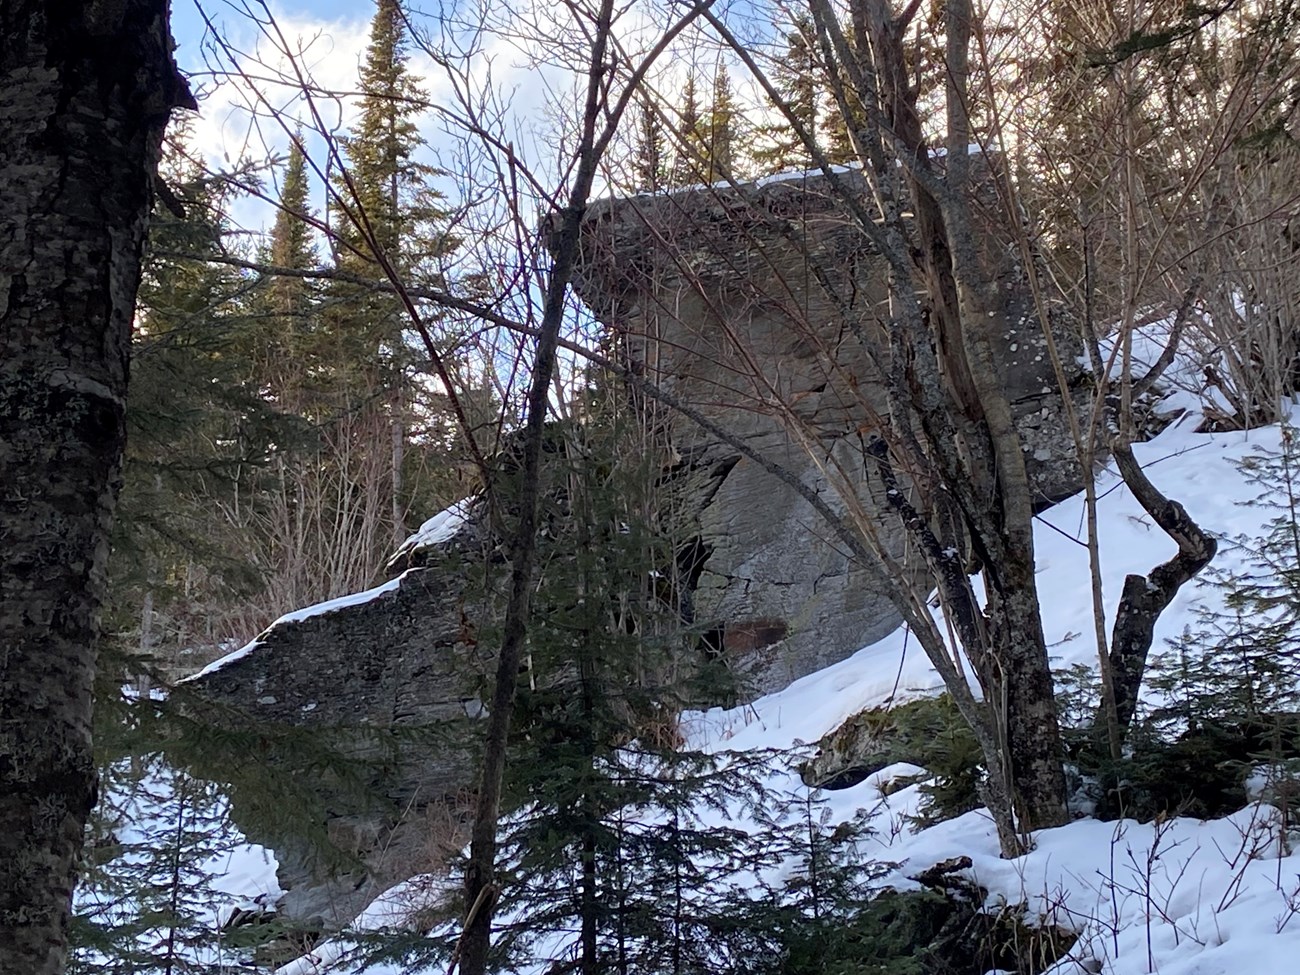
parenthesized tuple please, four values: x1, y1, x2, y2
(390, 499, 472, 563)
(182, 569, 418, 682)
(621, 143, 993, 200)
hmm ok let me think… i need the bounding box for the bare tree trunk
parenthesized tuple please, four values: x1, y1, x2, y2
(392, 389, 407, 545)
(456, 8, 619, 973)
(1104, 442, 1217, 733)
(0, 2, 186, 971)
(857, 0, 1069, 829)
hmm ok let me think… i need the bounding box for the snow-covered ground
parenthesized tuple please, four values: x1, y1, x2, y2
(74, 760, 283, 970)
(194, 382, 1300, 974)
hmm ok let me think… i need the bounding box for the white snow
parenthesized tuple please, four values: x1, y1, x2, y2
(672, 406, 1300, 975)
(273, 874, 458, 975)
(208, 388, 1300, 974)
(631, 143, 993, 198)
(684, 404, 1276, 754)
(183, 569, 419, 681)
(75, 758, 283, 969)
(390, 500, 472, 563)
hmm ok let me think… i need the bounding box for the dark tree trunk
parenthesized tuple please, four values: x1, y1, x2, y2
(991, 586, 1071, 830)
(0, 2, 185, 971)
(1105, 442, 1218, 734)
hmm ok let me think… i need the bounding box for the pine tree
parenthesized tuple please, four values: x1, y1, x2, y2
(704, 62, 739, 182)
(264, 136, 318, 386)
(753, 16, 821, 172)
(632, 96, 667, 193)
(669, 71, 704, 187)
(107, 130, 297, 668)
(324, 0, 456, 553)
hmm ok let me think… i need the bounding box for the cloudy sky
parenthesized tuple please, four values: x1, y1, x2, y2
(167, 0, 766, 240)
(168, 0, 575, 235)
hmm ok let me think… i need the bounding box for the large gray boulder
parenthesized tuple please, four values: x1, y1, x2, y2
(186, 523, 486, 930)
(569, 169, 1086, 691)
(188, 169, 1090, 930)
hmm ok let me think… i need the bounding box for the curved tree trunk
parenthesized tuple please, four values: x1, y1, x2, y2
(0, 2, 185, 971)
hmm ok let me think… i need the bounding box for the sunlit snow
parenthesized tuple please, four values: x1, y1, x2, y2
(198, 386, 1300, 974)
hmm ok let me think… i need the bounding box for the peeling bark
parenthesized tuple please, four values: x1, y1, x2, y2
(0, 2, 185, 971)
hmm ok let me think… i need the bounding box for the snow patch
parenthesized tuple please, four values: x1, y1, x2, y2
(273, 874, 456, 975)
(182, 569, 419, 681)
(389, 500, 472, 563)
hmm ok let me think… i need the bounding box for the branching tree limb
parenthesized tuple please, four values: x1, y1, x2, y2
(1105, 442, 1218, 733)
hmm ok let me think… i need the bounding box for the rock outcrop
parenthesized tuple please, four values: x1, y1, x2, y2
(188, 525, 486, 930)
(568, 168, 1086, 690)
(189, 167, 1089, 930)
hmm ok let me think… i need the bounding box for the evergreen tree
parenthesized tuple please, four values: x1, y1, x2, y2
(1148, 426, 1300, 729)
(1055, 426, 1300, 821)
(331, 0, 448, 362)
(669, 65, 746, 187)
(704, 62, 739, 182)
(324, 0, 457, 553)
(632, 96, 667, 193)
(820, 34, 866, 166)
(753, 16, 821, 172)
(107, 130, 297, 667)
(492, 414, 691, 974)
(263, 136, 319, 392)
(71, 758, 266, 975)
(380, 395, 879, 975)
(669, 71, 705, 187)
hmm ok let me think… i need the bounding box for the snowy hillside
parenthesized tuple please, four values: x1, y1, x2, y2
(191, 402, 1300, 975)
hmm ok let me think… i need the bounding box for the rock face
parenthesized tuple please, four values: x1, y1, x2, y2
(189, 169, 1088, 930)
(569, 168, 1086, 691)
(189, 448, 743, 932)
(188, 525, 489, 930)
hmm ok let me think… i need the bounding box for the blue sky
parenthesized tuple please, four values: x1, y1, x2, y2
(172, 0, 371, 65)
(170, 1, 418, 232)
(165, 0, 767, 236)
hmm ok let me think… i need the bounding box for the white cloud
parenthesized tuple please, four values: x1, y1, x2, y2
(180, 4, 371, 166)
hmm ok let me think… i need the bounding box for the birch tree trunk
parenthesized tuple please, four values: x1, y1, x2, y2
(0, 2, 185, 970)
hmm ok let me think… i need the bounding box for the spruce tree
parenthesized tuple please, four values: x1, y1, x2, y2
(331, 0, 448, 367)
(632, 96, 667, 194)
(398, 392, 876, 975)
(669, 71, 704, 187)
(821, 51, 865, 164)
(704, 62, 739, 182)
(324, 0, 456, 553)
(1148, 426, 1300, 728)
(264, 136, 319, 393)
(107, 129, 297, 669)
(668, 66, 746, 187)
(71, 758, 265, 975)
(753, 16, 821, 173)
